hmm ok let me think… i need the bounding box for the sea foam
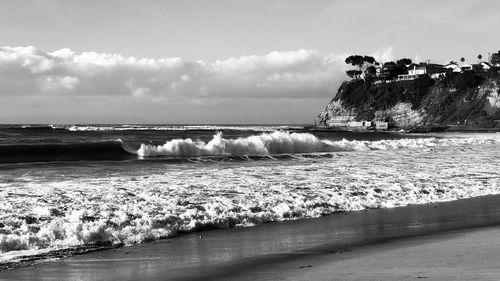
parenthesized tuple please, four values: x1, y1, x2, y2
(65, 125, 299, 132)
(136, 131, 496, 157)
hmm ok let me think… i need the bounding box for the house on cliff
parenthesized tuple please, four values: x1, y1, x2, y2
(460, 64, 473, 71)
(397, 63, 448, 80)
(473, 61, 492, 71)
(438, 61, 490, 73)
(444, 63, 461, 72)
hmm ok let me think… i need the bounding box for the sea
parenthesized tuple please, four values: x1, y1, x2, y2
(0, 124, 499, 268)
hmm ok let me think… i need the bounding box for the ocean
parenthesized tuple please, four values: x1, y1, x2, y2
(0, 124, 499, 268)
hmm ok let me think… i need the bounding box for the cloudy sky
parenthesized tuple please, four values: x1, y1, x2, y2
(1, 0, 499, 124)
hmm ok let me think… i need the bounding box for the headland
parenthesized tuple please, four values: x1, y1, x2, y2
(315, 52, 500, 132)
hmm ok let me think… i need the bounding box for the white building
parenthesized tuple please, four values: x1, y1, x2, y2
(478, 61, 491, 70)
(460, 64, 473, 71)
(444, 63, 461, 72)
(375, 121, 388, 130)
(348, 121, 364, 127)
(362, 120, 372, 127)
(347, 121, 372, 128)
(327, 116, 352, 127)
(408, 65, 427, 76)
(401, 64, 448, 80)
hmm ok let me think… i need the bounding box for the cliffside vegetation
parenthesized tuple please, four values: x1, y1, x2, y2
(337, 75, 435, 111)
(422, 70, 500, 126)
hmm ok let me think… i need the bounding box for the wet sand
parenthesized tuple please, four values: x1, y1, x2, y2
(254, 225, 500, 281)
(2, 194, 500, 281)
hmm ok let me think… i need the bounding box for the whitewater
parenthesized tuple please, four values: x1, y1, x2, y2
(0, 125, 499, 267)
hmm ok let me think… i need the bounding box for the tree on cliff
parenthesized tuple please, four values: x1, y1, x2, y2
(396, 58, 412, 65)
(344, 55, 378, 79)
(366, 65, 377, 76)
(345, 55, 377, 71)
(363, 56, 376, 64)
(345, 55, 363, 68)
(491, 51, 500, 66)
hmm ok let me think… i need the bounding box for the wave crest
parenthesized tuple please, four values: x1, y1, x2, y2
(137, 131, 326, 156)
(136, 131, 496, 157)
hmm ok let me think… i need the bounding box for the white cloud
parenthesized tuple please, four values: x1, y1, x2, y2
(0, 46, 398, 123)
(0, 46, 350, 99)
(41, 76, 79, 91)
(371, 46, 395, 63)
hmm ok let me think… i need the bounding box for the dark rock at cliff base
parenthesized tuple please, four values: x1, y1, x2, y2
(315, 71, 500, 129)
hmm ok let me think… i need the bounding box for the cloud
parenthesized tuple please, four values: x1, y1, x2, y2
(0, 46, 398, 123)
(371, 46, 394, 63)
(0, 46, 352, 100)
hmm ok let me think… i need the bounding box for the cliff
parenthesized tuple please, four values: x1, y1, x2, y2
(315, 71, 500, 129)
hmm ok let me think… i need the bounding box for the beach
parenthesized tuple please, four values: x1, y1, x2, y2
(265, 225, 500, 281)
(2, 193, 500, 281)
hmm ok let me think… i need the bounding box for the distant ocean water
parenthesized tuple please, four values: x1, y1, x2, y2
(0, 124, 499, 267)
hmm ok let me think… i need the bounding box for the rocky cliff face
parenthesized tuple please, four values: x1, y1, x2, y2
(315, 72, 500, 129)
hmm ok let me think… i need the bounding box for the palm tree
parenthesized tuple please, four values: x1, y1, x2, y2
(460, 57, 465, 65)
(478, 54, 483, 62)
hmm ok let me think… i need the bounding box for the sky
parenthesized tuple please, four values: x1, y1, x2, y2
(1, 0, 499, 124)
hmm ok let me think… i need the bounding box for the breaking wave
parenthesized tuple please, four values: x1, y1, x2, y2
(0, 124, 302, 132)
(66, 124, 302, 132)
(1, 131, 496, 164)
(136, 131, 496, 157)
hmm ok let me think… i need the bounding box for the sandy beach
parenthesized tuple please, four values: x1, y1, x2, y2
(2, 194, 500, 281)
(253, 225, 500, 281)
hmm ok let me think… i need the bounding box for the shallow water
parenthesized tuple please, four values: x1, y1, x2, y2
(5, 194, 500, 280)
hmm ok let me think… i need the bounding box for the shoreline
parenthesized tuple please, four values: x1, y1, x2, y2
(3, 194, 500, 280)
